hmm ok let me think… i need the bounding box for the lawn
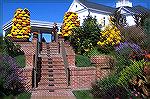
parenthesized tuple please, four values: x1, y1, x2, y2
(15, 55, 26, 68)
(75, 55, 92, 67)
(3, 92, 31, 99)
(73, 90, 93, 99)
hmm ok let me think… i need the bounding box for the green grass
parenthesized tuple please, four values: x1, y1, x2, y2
(73, 90, 93, 99)
(15, 55, 26, 68)
(3, 92, 31, 99)
(17, 92, 31, 99)
(75, 55, 92, 67)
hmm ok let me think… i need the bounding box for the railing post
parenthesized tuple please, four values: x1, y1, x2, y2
(33, 33, 39, 88)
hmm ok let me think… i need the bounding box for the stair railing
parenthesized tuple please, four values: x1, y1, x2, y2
(60, 41, 70, 86)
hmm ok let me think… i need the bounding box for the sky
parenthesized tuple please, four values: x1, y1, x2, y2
(1, 0, 150, 41)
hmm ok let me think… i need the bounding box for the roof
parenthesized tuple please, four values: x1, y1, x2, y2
(125, 5, 150, 14)
(78, 0, 116, 14)
(3, 20, 62, 34)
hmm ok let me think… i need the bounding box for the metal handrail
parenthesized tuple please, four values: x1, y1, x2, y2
(60, 41, 70, 86)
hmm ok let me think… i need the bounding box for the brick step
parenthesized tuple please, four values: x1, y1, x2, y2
(41, 61, 64, 65)
(47, 44, 59, 46)
(40, 77, 66, 82)
(38, 81, 67, 86)
(40, 75, 66, 79)
(47, 55, 62, 58)
(42, 64, 64, 67)
(41, 66, 64, 69)
(41, 69, 66, 73)
(47, 50, 59, 53)
(41, 59, 63, 62)
(41, 66, 65, 70)
(41, 72, 65, 76)
(47, 47, 59, 50)
(31, 89, 74, 98)
(40, 51, 47, 55)
(41, 73, 66, 78)
(47, 43, 59, 46)
(38, 79, 67, 85)
(42, 62, 64, 66)
(35, 85, 69, 90)
(38, 83, 68, 88)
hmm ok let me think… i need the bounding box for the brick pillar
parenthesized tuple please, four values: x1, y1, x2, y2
(67, 55, 75, 67)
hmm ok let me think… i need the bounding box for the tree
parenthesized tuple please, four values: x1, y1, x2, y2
(111, 10, 127, 27)
(61, 12, 80, 37)
(0, 36, 3, 53)
(143, 17, 150, 35)
(69, 16, 101, 54)
(97, 19, 121, 53)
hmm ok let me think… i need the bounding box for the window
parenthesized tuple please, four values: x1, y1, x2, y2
(103, 17, 105, 26)
(76, 5, 77, 8)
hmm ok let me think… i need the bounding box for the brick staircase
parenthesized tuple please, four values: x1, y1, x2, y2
(31, 42, 75, 99)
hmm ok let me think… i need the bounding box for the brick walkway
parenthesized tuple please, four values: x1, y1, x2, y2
(31, 89, 76, 99)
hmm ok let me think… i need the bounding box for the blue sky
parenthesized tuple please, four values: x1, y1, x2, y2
(1, 0, 150, 41)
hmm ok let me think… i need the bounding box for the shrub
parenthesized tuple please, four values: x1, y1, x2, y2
(75, 55, 91, 67)
(4, 38, 24, 57)
(0, 55, 25, 96)
(69, 16, 101, 54)
(117, 60, 145, 87)
(83, 47, 102, 57)
(91, 74, 130, 98)
(97, 22, 121, 47)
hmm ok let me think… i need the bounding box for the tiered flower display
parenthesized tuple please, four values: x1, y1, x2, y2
(61, 12, 80, 36)
(7, 8, 31, 39)
(97, 20, 121, 47)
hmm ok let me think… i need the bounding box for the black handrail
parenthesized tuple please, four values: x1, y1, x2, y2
(60, 41, 70, 86)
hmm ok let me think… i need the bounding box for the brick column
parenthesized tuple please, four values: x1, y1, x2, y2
(64, 43, 76, 67)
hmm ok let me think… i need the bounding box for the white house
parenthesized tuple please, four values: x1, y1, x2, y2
(68, 0, 150, 26)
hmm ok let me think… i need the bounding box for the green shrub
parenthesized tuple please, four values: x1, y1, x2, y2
(117, 60, 145, 86)
(75, 55, 91, 67)
(83, 47, 102, 57)
(91, 74, 130, 98)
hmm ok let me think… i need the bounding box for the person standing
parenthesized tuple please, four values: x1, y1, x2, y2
(51, 22, 59, 42)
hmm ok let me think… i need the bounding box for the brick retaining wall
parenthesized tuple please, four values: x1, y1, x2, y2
(70, 67, 96, 90)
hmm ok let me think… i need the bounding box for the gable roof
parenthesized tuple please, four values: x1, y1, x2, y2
(77, 0, 116, 14)
(124, 5, 150, 15)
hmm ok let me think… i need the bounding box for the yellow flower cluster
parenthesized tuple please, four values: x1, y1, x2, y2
(61, 12, 80, 36)
(97, 21, 121, 46)
(7, 8, 31, 39)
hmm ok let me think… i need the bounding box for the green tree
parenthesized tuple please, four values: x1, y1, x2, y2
(143, 17, 150, 35)
(0, 36, 3, 53)
(69, 16, 101, 54)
